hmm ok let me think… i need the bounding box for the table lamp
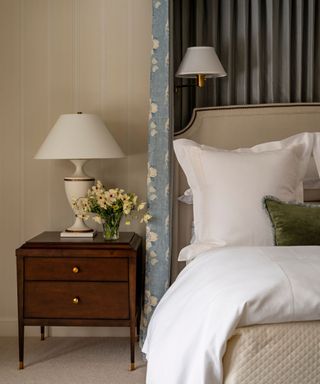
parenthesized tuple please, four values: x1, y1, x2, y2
(35, 113, 124, 237)
(176, 46, 226, 88)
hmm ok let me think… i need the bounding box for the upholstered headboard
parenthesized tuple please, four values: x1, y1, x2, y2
(171, 103, 320, 279)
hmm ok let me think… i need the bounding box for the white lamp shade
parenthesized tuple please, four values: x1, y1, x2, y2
(176, 46, 226, 78)
(34, 113, 124, 159)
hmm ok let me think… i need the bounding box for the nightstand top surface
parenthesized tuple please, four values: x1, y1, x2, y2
(19, 231, 141, 250)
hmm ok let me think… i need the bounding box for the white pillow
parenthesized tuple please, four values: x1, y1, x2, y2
(178, 135, 320, 205)
(174, 133, 315, 254)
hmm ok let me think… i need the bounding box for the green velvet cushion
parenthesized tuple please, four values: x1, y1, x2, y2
(264, 196, 320, 246)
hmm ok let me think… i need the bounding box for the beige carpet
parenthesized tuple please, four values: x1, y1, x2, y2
(0, 337, 146, 384)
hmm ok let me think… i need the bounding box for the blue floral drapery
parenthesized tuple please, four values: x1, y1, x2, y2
(140, 0, 170, 344)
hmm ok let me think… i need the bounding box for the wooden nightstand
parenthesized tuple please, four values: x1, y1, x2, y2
(16, 231, 143, 370)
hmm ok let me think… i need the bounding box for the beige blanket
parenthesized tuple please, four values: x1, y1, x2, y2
(223, 322, 320, 384)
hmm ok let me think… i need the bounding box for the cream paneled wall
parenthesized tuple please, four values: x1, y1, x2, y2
(0, 0, 151, 336)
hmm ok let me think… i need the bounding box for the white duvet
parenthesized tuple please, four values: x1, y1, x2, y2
(142, 246, 320, 384)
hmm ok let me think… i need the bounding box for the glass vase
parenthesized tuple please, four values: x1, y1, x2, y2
(102, 212, 122, 240)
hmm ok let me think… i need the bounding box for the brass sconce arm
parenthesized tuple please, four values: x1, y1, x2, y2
(175, 74, 206, 92)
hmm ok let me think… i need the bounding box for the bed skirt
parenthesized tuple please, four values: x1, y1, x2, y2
(223, 321, 320, 384)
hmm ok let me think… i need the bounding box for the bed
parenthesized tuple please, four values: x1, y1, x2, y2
(143, 104, 320, 384)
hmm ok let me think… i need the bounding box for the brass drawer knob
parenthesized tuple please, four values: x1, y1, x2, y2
(73, 297, 79, 304)
(72, 266, 79, 274)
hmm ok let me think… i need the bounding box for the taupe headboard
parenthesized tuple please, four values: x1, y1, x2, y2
(171, 103, 320, 280)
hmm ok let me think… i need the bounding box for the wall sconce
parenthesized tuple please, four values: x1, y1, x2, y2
(175, 46, 226, 90)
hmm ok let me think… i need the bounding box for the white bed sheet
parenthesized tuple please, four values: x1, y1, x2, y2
(142, 246, 320, 384)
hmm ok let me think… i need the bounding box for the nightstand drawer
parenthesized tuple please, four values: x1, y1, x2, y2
(24, 281, 129, 319)
(25, 257, 128, 281)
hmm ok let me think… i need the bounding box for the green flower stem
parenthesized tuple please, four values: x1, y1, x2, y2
(102, 211, 123, 240)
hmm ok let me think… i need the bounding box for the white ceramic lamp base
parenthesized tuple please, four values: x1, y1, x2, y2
(60, 159, 97, 238)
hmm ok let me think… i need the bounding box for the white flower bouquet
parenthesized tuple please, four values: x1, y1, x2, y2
(73, 180, 151, 240)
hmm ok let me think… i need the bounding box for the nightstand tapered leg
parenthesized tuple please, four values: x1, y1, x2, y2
(129, 257, 137, 371)
(130, 324, 136, 370)
(17, 256, 25, 369)
(18, 323, 24, 369)
(40, 326, 45, 340)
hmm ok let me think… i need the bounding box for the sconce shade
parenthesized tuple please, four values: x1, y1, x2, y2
(34, 113, 124, 159)
(176, 46, 226, 78)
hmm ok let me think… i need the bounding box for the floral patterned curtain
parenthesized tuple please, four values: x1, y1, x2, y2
(140, 0, 171, 345)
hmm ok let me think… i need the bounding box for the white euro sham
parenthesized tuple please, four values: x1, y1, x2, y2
(174, 133, 315, 256)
